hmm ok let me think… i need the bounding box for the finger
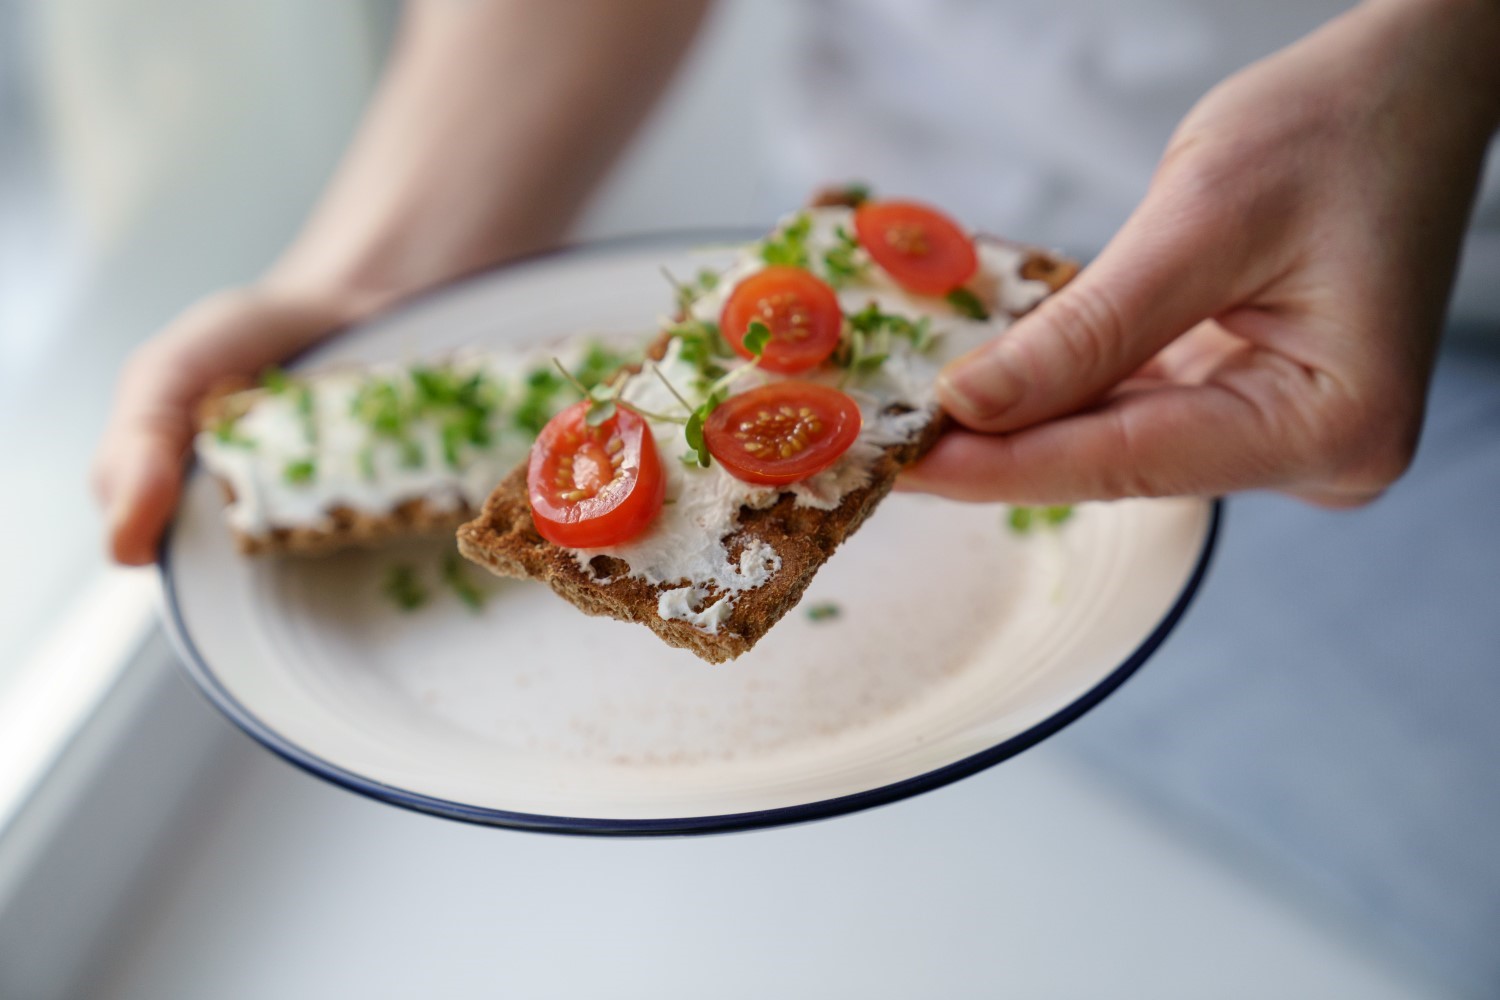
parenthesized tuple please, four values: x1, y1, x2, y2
(101, 417, 187, 565)
(902, 374, 1315, 504)
(938, 172, 1264, 434)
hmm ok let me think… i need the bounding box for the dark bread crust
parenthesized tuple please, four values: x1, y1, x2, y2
(457, 410, 949, 663)
(457, 239, 1076, 663)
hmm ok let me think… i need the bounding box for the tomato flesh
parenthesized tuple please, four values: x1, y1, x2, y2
(720, 266, 843, 374)
(528, 401, 665, 547)
(853, 200, 978, 296)
(705, 382, 862, 486)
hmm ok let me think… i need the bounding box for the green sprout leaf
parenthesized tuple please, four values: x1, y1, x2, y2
(283, 458, 316, 485)
(742, 320, 771, 358)
(441, 551, 487, 611)
(212, 416, 256, 449)
(260, 366, 289, 394)
(1007, 505, 1074, 535)
(1008, 506, 1035, 534)
(946, 287, 990, 321)
(840, 182, 871, 206)
(585, 397, 617, 427)
(822, 225, 867, 288)
(683, 409, 710, 468)
(383, 564, 428, 611)
(759, 212, 812, 269)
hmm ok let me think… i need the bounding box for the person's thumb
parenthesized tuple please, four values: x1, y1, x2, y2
(938, 181, 1250, 434)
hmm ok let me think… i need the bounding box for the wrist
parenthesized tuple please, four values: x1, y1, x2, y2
(1375, 0, 1500, 128)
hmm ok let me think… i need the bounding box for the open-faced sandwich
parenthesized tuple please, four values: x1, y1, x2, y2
(194, 338, 638, 556)
(457, 188, 1076, 662)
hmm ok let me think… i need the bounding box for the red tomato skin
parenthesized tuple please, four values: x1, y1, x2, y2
(853, 200, 978, 296)
(705, 382, 862, 486)
(528, 402, 665, 548)
(720, 266, 843, 374)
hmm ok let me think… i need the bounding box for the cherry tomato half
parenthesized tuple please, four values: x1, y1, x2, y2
(853, 199, 978, 296)
(720, 266, 843, 374)
(704, 382, 862, 486)
(528, 401, 665, 548)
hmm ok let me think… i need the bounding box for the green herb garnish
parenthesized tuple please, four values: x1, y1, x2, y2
(669, 319, 733, 388)
(283, 458, 316, 485)
(677, 323, 768, 468)
(260, 366, 290, 393)
(441, 552, 487, 611)
(742, 319, 771, 357)
(836, 303, 934, 384)
(760, 212, 813, 269)
(295, 383, 317, 445)
(1008, 505, 1075, 535)
(946, 287, 990, 321)
(212, 416, 256, 449)
(805, 601, 842, 622)
(822, 225, 867, 288)
(383, 564, 428, 611)
(514, 367, 565, 436)
(663, 267, 722, 315)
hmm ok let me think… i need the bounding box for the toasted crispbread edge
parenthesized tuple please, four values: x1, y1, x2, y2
(457, 412, 949, 663)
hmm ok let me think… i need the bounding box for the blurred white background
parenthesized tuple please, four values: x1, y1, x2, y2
(1, 2, 1495, 998)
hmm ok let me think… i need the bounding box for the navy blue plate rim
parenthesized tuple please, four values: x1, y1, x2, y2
(157, 230, 1223, 837)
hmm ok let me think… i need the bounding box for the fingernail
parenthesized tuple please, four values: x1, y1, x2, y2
(937, 347, 1025, 424)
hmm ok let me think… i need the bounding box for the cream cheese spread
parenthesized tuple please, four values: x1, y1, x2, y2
(571, 205, 1054, 637)
(197, 339, 631, 537)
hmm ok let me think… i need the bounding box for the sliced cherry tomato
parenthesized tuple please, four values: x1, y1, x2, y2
(853, 199, 978, 296)
(528, 401, 665, 548)
(720, 266, 843, 374)
(705, 382, 862, 486)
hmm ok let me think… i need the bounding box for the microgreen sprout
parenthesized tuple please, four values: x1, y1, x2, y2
(441, 552, 487, 611)
(662, 266, 722, 315)
(213, 415, 256, 449)
(383, 564, 427, 611)
(1007, 505, 1075, 535)
(822, 225, 867, 288)
(946, 287, 990, 321)
(550, 358, 681, 427)
(805, 601, 842, 622)
(283, 458, 316, 485)
(760, 212, 813, 269)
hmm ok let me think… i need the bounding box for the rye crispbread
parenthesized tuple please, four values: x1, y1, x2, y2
(456, 239, 1076, 663)
(196, 379, 480, 557)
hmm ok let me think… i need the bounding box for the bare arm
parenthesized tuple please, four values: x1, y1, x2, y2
(94, 0, 711, 564)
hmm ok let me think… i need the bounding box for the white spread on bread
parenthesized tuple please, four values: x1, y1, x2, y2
(570, 205, 1053, 637)
(197, 341, 614, 537)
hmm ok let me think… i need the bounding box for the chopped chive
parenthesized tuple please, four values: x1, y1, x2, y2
(805, 601, 842, 622)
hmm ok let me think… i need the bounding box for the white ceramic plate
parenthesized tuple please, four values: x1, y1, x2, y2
(161, 233, 1219, 835)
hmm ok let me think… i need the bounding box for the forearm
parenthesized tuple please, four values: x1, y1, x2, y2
(1365, 0, 1500, 132)
(267, 0, 711, 315)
